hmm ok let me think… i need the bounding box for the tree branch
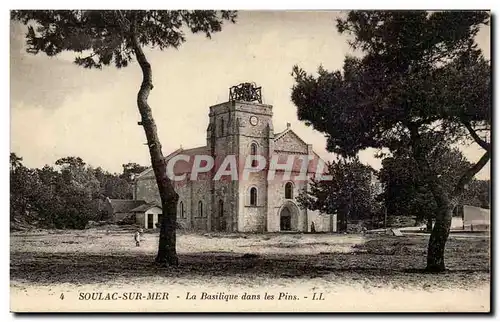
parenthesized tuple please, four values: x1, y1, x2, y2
(115, 10, 131, 32)
(463, 120, 490, 151)
(129, 20, 153, 92)
(452, 150, 490, 197)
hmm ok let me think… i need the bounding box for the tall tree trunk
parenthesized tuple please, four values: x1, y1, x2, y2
(130, 31, 179, 266)
(409, 123, 490, 272)
(428, 150, 490, 271)
(426, 216, 433, 232)
(426, 203, 453, 272)
(337, 212, 345, 232)
(409, 124, 453, 272)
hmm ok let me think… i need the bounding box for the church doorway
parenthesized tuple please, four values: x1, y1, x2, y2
(279, 203, 299, 231)
(280, 207, 292, 231)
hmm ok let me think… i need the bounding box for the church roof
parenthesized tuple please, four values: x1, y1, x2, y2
(162, 146, 210, 162)
(273, 129, 288, 139)
(135, 146, 210, 179)
(273, 128, 309, 149)
(166, 146, 211, 176)
(174, 146, 210, 159)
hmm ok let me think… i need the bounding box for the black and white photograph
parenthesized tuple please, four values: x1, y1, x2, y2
(9, 8, 491, 312)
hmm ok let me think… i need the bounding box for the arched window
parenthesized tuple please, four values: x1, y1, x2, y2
(250, 187, 257, 206)
(250, 143, 258, 167)
(179, 201, 185, 218)
(220, 118, 224, 136)
(285, 182, 293, 199)
(219, 200, 224, 217)
(198, 201, 203, 217)
(250, 143, 257, 155)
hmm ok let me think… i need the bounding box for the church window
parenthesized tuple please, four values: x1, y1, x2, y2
(179, 201, 185, 219)
(220, 118, 224, 136)
(250, 143, 258, 167)
(250, 187, 257, 206)
(285, 182, 293, 199)
(198, 201, 203, 217)
(219, 200, 224, 217)
(250, 142, 257, 155)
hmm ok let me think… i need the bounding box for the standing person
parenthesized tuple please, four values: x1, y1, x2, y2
(134, 229, 141, 247)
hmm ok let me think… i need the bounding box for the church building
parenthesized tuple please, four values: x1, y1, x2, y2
(133, 83, 337, 233)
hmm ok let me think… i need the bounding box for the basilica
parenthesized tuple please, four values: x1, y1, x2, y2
(132, 83, 337, 233)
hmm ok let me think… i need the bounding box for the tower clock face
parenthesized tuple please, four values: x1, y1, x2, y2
(249, 116, 258, 126)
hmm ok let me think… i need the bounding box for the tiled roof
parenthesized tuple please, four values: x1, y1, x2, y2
(178, 146, 210, 158)
(135, 146, 210, 179)
(108, 199, 146, 213)
(130, 203, 162, 213)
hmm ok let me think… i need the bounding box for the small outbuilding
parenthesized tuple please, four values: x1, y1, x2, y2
(129, 203, 163, 229)
(105, 198, 162, 229)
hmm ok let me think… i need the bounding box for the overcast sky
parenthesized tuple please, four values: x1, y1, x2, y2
(10, 11, 491, 179)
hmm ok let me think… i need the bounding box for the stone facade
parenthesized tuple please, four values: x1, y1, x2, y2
(134, 99, 337, 233)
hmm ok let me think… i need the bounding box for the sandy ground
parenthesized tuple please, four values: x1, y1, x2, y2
(10, 228, 490, 312)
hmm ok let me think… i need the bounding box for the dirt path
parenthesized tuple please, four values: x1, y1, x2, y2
(10, 230, 490, 312)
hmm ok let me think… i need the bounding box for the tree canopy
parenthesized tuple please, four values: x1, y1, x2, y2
(292, 11, 490, 158)
(378, 142, 473, 225)
(10, 153, 147, 230)
(291, 11, 491, 271)
(12, 10, 237, 69)
(297, 157, 376, 231)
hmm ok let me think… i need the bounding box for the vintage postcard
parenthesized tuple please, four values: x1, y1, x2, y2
(10, 10, 491, 313)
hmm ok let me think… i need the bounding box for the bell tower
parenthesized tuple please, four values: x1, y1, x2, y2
(206, 83, 274, 232)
